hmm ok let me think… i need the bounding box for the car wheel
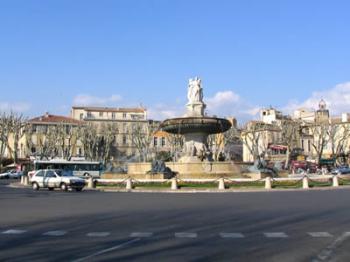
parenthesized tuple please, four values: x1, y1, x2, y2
(32, 182, 39, 191)
(75, 188, 83, 192)
(60, 183, 68, 191)
(48, 187, 54, 191)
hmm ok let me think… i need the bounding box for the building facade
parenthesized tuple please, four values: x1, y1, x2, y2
(71, 106, 149, 158)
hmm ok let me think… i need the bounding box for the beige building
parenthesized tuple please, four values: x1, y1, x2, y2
(242, 121, 282, 163)
(3, 113, 83, 162)
(71, 106, 149, 157)
(243, 100, 350, 165)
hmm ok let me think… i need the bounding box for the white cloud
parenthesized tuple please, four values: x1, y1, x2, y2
(205, 90, 260, 121)
(206, 91, 240, 109)
(284, 82, 350, 116)
(147, 90, 260, 123)
(73, 94, 122, 106)
(0, 102, 31, 113)
(147, 103, 185, 120)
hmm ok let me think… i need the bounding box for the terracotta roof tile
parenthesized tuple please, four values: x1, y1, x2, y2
(29, 114, 82, 125)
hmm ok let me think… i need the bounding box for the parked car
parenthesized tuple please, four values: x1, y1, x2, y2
(331, 166, 350, 175)
(0, 170, 23, 179)
(30, 169, 86, 191)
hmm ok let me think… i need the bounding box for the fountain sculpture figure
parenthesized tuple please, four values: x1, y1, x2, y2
(160, 77, 232, 163)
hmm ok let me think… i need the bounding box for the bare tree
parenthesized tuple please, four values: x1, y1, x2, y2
(130, 121, 159, 162)
(0, 112, 27, 169)
(166, 133, 184, 161)
(306, 122, 330, 164)
(55, 122, 81, 160)
(77, 123, 99, 161)
(241, 122, 278, 164)
(97, 122, 118, 165)
(208, 126, 241, 161)
(0, 112, 12, 171)
(279, 119, 301, 168)
(327, 122, 350, 165)
(36, 126, 59, 160)
(77, 122, 118, 164)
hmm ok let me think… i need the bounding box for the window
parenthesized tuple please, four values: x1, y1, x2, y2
(35, 171, 44, 177)
(31, 147, 36, 153)
(99, 112, 103, 117)
(87, 112, 92, 118)
(112, 112, 116, 119)
(301, 140, 304, 150)
(161, 137, 166, 147)
(123, 135, 127, 145)
(45, 171, 57, 178)
(123, 113, 127, 119)
(80, 113, 84, 120)
(154, 137, 158, 147)
(308, 140, 311, 152)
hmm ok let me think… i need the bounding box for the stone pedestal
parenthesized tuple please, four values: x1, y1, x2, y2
(179, 132, 209, 163)
(186, 102, 206, 117)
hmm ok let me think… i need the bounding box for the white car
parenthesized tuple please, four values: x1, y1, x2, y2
(0, 170, 23, 179)
(30, 169, 86, 191)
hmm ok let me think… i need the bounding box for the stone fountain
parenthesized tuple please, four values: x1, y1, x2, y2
(160, 77, 232, 163)
(127, 77, 240, 178)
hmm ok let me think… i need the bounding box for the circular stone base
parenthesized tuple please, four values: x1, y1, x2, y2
(127, 161, 241, 177)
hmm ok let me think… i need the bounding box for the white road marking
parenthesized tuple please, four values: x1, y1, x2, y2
(313, 232, 350, 262)
(308, 232, 333, 238)
(72, 238, 140, 262)
(220, 233, 245, 238)
(43, 230, 67, 236)
(130, 232, 153, 238)
(264, 232, 288, 238)
(175, 232, 198, 238)
(2, 229, 27, 234)
(87, 232, 110, 237)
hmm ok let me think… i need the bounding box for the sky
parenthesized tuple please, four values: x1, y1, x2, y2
(1, 0, 350, 123)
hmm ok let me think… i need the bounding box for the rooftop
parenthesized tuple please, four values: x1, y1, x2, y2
(29, 113, 82, 125)
(72, 106, 146, 113)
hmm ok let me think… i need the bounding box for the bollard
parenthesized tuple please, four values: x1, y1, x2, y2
(218, 178, 225, 190)
(332, 175, 339, 187)
(265, 177, 272, 189)
(171, 177, 178, 190)
(302, 176, 309, 189)
(23, 175, 29, 186)
(87, 177, 95, 189)
(126, 178, 133, 190)
(20, 175, 24, 185)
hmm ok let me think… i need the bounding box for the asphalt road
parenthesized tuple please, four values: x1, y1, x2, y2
(1, 180, 350, 262)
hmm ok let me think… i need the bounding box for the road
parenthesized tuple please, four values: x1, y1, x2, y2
(1, 179, 350, 261)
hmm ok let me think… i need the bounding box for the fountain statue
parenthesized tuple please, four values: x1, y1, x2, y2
(160, 77, 232, 163)
(127, 77, 240, 178)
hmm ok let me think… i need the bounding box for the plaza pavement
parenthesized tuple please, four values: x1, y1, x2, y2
(1, 179, 350, 261)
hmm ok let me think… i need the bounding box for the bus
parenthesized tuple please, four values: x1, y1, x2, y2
(29, 159, 103, 178)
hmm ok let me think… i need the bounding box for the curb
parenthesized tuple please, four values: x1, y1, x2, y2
(8, 183, 350, 194)
(97, 185, 350, 194)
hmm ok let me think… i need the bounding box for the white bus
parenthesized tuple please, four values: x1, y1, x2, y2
(30, 159, 103, 178)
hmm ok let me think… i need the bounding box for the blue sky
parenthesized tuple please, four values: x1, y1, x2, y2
(1, 0, 350, 122)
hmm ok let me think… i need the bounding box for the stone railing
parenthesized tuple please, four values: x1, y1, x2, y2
(86, 174, 349, 191)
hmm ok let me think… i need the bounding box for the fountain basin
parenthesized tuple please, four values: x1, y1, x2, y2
(160, 117, 232, 135)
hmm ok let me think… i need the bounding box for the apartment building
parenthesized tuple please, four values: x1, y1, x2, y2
(71, 106, 149, 157)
